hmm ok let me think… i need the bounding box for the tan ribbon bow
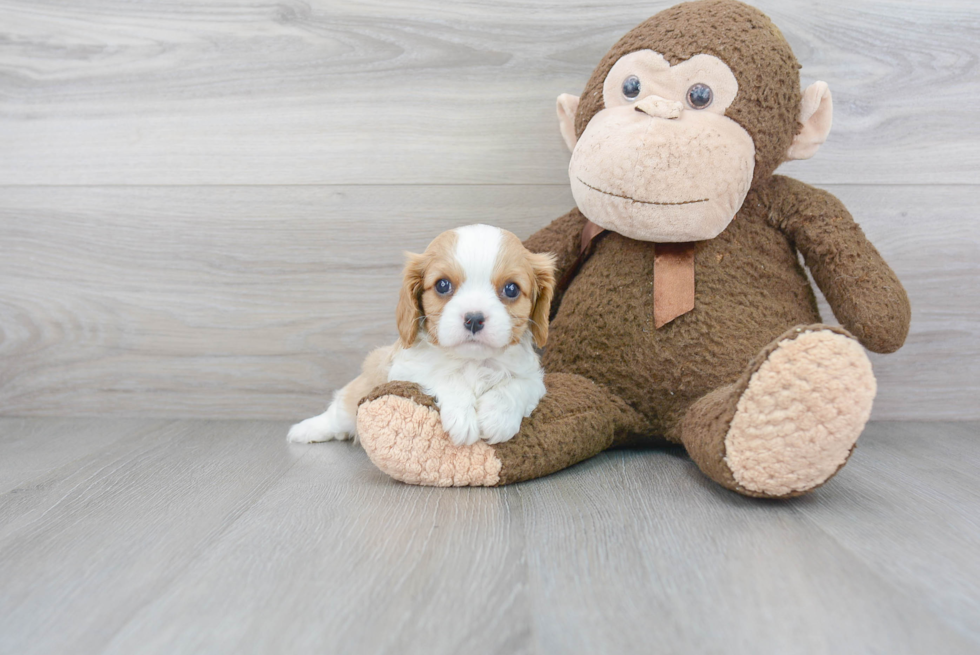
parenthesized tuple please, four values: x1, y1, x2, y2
(580, 220, 695, 328)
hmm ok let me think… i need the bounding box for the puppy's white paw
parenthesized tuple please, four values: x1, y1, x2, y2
(440, 402, 482, 447)
(287, 414, 351, 443)
(477, 392, 524, 445)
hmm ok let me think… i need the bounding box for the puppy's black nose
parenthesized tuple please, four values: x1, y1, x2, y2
(463, 312, 485, 334)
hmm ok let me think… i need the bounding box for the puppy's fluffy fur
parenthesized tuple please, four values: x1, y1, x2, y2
(288, 224, 556, 446)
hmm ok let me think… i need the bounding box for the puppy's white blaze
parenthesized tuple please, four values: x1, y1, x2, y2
(437, 224, 514, 351)
(454, 224, 502, 286)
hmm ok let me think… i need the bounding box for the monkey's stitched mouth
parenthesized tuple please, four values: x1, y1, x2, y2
(576, 177, 708, 206)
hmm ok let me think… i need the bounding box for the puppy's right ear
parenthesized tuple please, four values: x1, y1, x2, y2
(396, 252, 426, 348)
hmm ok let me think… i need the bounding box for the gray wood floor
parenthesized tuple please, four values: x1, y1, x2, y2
(0, 419, 977, 654)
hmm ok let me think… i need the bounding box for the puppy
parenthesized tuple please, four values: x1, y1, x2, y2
(288, 224, 556, 446)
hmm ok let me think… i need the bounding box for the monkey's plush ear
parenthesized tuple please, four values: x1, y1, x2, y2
(556, 94, 580, 152)
(396, 252, 426, 348)
(786, 81, 833, 161)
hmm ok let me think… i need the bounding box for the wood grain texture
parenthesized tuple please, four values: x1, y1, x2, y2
(802, 421, 980, 643)
(0, 419, 977, 654)
(0, 417, 171, 493)
(102, 444, 532, 655)
(0, 419, 302, 655)
(1, 184, 975, 420)
(515, 429, 979, 653)
(0, 0, 978, 185)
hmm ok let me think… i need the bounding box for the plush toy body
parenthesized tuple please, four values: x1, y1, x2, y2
(355, 0, 910, 497)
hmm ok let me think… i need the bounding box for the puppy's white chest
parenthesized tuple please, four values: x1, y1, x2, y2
(458, 359, 509, 396)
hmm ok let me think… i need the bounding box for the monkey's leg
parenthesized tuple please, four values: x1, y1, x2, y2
(679, 325, 876, 498)
(355, 374, 648, 487)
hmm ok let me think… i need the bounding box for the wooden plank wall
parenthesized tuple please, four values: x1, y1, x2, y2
(1, 0, 977, 420)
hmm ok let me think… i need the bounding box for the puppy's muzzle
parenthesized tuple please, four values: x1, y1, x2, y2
(463, 312, 485, 334)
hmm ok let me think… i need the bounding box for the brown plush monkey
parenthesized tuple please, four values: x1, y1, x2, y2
(355, 0, 910, 497)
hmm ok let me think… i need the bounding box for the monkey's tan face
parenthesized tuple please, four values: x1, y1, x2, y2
(568, 50, 755, 243)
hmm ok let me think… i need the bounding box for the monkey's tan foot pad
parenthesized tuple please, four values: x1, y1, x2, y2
(725, 328, 876, 497)
(356, 383, 501, 487)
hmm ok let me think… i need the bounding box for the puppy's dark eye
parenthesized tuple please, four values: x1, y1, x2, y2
(435, 278, 453, 295)
(687, 83, 713, 109)
(622, 75, 641, 100)
(502, 282, 520, 299)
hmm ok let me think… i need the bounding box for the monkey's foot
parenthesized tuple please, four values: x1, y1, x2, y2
(682, 326, 876, 498)
(356, 382, 502, 487)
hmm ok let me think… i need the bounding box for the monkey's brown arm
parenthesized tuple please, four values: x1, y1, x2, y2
(765, 175, 910, 354)
(522, 207, 589, 283)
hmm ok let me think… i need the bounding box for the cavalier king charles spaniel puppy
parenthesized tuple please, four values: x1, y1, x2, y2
(288, 224, 556, 447)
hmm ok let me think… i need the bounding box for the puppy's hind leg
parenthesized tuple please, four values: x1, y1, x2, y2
(287, 345, 396, 444)
(287, 386, 356, 443)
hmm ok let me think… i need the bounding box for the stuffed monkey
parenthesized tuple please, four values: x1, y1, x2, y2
(355, 0, 910, 498)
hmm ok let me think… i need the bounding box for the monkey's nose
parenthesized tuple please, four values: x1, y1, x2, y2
(634, 95, 683, 120)
(463, 312, 485, 334)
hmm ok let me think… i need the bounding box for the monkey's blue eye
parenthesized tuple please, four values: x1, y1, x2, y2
(435, 279, 453, 295)
(687, 83, 713, 109)
(502, 282, 520, 299)
(622, 75, 641, 100)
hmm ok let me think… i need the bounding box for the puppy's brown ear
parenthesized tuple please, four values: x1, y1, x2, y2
(528, 252, 557, 348)
(396, 252, 426, 348)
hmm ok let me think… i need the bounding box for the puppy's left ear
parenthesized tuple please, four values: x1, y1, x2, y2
(528, 252, 557, 348)
(396, 252, 426, 348)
